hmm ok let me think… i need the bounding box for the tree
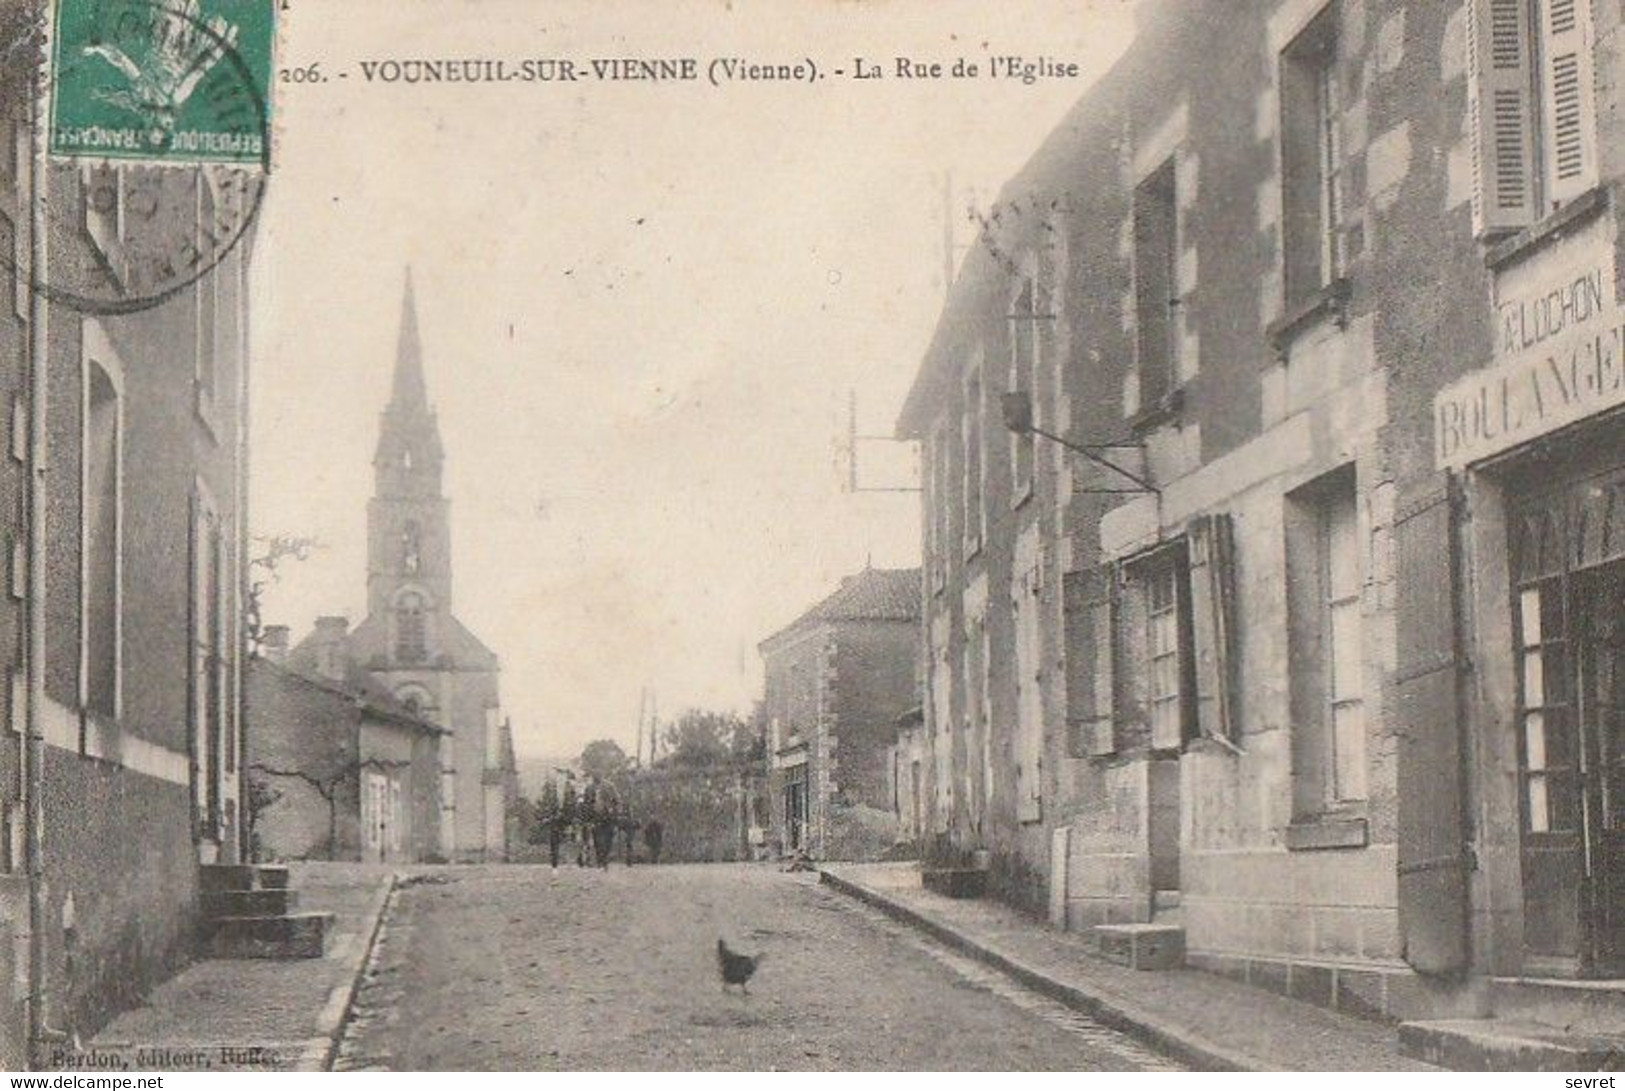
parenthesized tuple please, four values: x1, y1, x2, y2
(579, 738, 630, 782)
(658, 708, 757, 768)
(245, 533, 323, 654)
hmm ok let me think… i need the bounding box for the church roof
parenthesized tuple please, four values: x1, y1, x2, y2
(759, 567, 922, 649)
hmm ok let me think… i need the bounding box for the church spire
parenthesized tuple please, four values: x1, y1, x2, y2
(390, 267, 430, 412)
(374, 268, 444, 495)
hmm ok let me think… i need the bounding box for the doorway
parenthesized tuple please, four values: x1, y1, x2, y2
(1515, 542, 1625, 976)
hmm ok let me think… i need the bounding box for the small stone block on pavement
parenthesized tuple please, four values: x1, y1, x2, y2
(1093, 923, 1186, 971)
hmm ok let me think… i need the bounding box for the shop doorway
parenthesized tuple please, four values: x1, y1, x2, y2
(1514, 490, 1625, 977)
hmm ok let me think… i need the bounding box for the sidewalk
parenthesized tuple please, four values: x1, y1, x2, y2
(77, 863, 396, 1072)
(821, 862, 1436, 1072)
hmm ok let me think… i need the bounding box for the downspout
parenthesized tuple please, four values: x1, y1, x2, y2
(23, 0, 53, 1059)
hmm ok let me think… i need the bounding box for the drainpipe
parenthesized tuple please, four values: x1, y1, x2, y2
(23, 0, 52, 1061)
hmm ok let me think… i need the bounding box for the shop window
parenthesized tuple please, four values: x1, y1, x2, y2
(1132, 158, 1179, 415)
(1280, 3, 1344, 308)
(1466, 0, 1598, 234)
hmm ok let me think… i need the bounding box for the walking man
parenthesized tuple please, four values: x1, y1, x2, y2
(620, 801, 639, 866)
(589, 775, 618, 869)
(643, 818, 664, 865)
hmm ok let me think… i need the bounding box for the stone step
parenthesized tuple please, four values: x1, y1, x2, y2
(1092, 922, 1186, 971)
(1150, 888, 1184, 926)
(199, 913, 331, 960)
(198, 864, 290, 893)
(200, 887, 299, 920)
(1151, 888, 1182, 911)
(1490, 976, 1625, 1037)
(1399, 1018, 1625, 1071)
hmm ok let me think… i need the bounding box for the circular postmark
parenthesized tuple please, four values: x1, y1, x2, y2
(2, 0, 271, 315)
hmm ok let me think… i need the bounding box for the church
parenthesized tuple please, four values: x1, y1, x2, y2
(288, 272, 518, 861)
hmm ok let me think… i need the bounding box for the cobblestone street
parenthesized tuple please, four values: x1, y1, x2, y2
(336, 863, 1183, 1071)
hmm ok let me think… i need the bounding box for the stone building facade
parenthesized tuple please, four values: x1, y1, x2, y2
(245, 645, 445, 864)
(287, 275, 517, 862)
(0, 36, 258, 1060)
(760, 568, 920, 860)
(896, 0, 1625, 1036)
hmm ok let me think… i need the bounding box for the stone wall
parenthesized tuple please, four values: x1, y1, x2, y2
(627, 764, 766, 864)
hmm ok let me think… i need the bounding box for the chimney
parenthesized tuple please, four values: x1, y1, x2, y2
(312, 616, 350, 682)
(261, 625, 290, 664)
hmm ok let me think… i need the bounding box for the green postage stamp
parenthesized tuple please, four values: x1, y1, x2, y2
(50, 0, 273, 165)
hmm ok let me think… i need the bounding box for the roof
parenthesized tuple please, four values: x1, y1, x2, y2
(760, 567, 921, 649)
(250, 655, 450, 736)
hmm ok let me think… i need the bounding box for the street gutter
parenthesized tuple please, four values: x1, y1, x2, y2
(817, 867, 1259, 1072)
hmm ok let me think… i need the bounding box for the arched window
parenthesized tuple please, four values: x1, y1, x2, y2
(396, 590, 427, 664)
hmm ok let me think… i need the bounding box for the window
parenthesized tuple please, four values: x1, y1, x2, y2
(191, 494, 227, 837)
(1119, 545, 1195, 752)
(1467, 0, 1598, 234)
(1287, 467, 1367, 819)
(1281, 4, 1344, 307)
(1323, 486, 1366, 802)
(1007, 277, 1038, 500)
(1515, 579, 1577, 832)
(930, 421, 950, 593)
(1132, 159, 1179, 413)
(962, 359, 985, 556)
(396, 590, 428, 664)
(83, 360, 120, 720)
(1146, 565, 1184, 748)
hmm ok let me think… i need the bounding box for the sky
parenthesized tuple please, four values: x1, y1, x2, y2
(249, 0, 1138, 762)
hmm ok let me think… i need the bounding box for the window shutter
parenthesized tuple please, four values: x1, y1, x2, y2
(1394, 479, 1470, 975)
(1538, 0, 1597, 207)
(1064, 568, 1118, 757)
(1188, 513, 1238, 744)
(1466, 0, 1536, 234)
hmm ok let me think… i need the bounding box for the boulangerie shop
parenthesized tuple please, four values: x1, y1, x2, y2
(1435, 217, 1625, 980)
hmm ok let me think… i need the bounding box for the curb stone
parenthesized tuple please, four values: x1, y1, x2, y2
(818, 867, 1259, 1072)
(319, 872, 399, 1071)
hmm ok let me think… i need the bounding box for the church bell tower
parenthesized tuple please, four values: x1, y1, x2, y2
(367, 270, 453, 658)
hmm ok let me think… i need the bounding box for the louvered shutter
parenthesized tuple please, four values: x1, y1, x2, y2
(1538, 0, 1597, 207)
(1467, 0, 1537, 234)
(1063, 568, 1118, 757)
(1188, 514, 1238, 744)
